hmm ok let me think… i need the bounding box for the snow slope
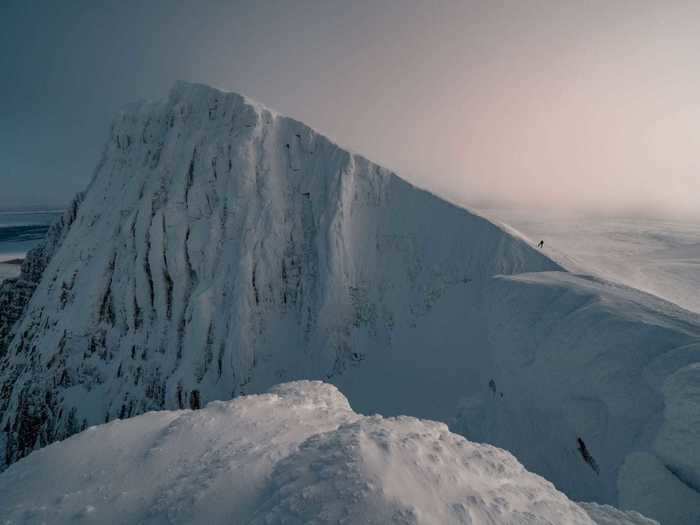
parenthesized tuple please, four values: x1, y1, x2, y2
(0, 82, 698, 523)
(479, 208, 700, 314)
(0, 381, 657, 525)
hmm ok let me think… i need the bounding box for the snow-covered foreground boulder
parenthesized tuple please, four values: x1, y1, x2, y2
(0, 381, 655, 525)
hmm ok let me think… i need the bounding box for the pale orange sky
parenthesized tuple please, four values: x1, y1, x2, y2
(3, 1, 699, 218)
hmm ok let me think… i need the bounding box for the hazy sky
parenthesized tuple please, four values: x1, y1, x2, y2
(2, 0, 699, 218)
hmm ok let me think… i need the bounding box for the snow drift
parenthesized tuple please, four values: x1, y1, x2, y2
(0, 82, 698, 523)
(0, 381, 656, 525)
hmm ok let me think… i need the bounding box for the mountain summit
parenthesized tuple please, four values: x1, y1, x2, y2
(0, 82, 698, 524)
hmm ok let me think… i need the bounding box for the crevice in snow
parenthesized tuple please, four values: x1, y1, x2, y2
(185, 148, 196, 207)
(161, 215, 174, 321)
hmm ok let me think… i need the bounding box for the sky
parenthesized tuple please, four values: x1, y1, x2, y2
(1, 0, 699, 218)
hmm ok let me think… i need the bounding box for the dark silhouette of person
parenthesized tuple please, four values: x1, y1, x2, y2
(577, 437, 600, 475)
(537, 240, 544, 248)
(488, 379, 497, 397)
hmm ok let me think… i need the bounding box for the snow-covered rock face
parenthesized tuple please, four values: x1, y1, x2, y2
(0, 82, 698, 524)
(0, 81, 559, 464)
(0, 381, 657, 525)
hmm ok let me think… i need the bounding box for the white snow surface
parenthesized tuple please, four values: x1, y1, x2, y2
(479, 209, 700, 314)
(0, 381, 657, 525)
(0, 82, 699, 524)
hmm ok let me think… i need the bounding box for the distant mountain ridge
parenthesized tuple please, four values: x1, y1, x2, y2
(0, 82, 698, 524)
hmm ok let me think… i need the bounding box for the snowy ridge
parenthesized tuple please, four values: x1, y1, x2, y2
(0, 82, 698, 523)
(0, 381, 657, 524)
(477, 209, 700, 314)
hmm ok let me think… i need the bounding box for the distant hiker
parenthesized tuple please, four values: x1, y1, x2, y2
(576, 437, 600, 475)
(488, 379, 497, 397)
(537, 240, 544, 248)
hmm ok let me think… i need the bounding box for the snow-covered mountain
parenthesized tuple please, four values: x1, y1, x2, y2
(0, 82, 698, 524)
(0, 380, 657, 525)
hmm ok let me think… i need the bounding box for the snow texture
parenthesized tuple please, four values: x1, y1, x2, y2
(0, 381, 657, 525)
(479, 209, 700, 314)
(0, 82, 698, 524)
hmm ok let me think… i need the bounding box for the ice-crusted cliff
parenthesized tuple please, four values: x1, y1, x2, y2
(0, 381, 657, 525)
(0, 82, 698, 524)
(0, 81, 560, 463)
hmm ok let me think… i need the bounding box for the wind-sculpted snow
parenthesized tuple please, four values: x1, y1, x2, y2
(480, 209, 700, 314)
(452, 271, 700, 523)
(0, 82, 697, 524)
(0, 381, 657, 525)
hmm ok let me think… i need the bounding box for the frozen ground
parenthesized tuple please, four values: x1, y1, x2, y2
(478, 208, 700, 314)
(0, 381, 657, 525)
